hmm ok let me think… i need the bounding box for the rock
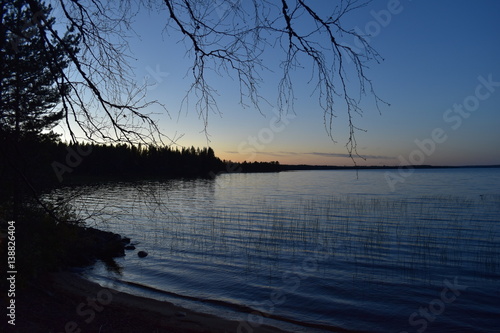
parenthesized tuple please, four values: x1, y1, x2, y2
(125, 245, 136, 250)
(81, 227, 126, 260)
(137, 251, 148, 258)
(121, 237, 131, 244)
(57, 224, 127, 269)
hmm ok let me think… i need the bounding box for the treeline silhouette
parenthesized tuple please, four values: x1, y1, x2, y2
(234, 161, 282, 173)
(61, 143, 225, 180)
(59, 143, 282, 180)
(1, 138, 283, 195)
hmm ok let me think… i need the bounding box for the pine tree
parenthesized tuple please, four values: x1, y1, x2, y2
(0, 0, 80, 219)
(0, 0, 79, 141)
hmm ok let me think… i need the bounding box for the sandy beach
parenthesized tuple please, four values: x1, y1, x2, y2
(8, 271, 285, 333)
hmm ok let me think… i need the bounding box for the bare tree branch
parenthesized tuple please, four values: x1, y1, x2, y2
(160, 0, 386, 158)
(12, 0, 385, 156)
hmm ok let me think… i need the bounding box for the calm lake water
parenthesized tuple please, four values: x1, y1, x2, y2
(53, 168, 500, 332)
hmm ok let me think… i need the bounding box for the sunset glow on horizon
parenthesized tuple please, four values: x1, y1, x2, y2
(54, 0, 500, 167)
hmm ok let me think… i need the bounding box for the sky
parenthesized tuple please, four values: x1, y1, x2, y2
(56, 0, 500, 166)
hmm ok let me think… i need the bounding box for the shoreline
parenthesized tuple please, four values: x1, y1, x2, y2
(10, 270, 287, 333)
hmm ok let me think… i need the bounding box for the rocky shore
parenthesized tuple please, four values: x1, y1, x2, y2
(1, 223, 284, 333)
(60, 225, 128, 267)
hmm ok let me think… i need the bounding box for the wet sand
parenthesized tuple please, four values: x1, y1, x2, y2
(8, 271, 285, 333)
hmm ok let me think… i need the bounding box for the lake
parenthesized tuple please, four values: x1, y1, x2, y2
(51, 168, 500, 332)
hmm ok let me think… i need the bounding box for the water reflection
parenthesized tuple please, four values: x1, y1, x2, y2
(46, 174, 500, 332)
(50, 182, 500, 283)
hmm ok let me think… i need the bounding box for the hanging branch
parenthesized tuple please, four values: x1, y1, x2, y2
(12, 0, 384, 156)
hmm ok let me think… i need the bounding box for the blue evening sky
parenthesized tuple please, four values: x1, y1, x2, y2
(62, 0, 500, 166)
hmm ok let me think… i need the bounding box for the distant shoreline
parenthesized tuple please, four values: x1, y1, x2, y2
(279, 164, 500, 172)
(52, 164, 500, 186)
